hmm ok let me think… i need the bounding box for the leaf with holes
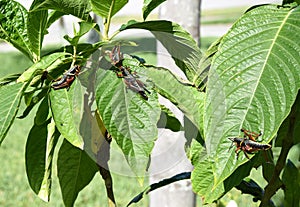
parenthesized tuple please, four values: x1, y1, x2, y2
(95, 69, 160, 180)
(194, 4, 300, 199)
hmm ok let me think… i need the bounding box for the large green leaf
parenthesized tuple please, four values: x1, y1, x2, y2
(25, 118, 60, 202)
(142, 0, 166, 20)
(30, 0, 91, 20)
(145, 66, 205, 133)
(28, 2, 48, 62)
(49, 81, 84, 149)
(0, 0, 33, 60)
(57, 139, 98, 207)
(0, 83, 26, 144)
(95, 69, 160, 179)
(194, 4, 300, 201)
(90, 0, 128, 19)
(120, 20, 202, 82)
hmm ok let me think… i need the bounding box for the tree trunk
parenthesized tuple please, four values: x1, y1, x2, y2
(149, 1, 201, 207)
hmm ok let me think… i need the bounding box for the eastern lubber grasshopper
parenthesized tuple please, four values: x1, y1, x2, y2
(117, 65, 150, 100)
(51, 65, 81, 90)
(109, 45, 150, 100)
(229, 129, 271, 159)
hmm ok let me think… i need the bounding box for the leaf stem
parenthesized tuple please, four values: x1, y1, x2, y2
(103, 0, 115, 40)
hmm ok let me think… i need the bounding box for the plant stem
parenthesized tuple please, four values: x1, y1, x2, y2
(103, 0, 115, 40)
(260, 103, 296, 206)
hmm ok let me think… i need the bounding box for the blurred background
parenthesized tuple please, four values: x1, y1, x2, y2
(0, 0, 281, 206)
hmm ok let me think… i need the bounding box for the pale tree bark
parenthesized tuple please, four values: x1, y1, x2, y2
(149, 1, 201, 207)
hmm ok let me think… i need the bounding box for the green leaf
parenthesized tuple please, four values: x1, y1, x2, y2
(142, 0, 166, 20)
(34, 95, 51, 126)
(17, 52, 71, 83)
(95, 70, 160, 179)
(46, 10, 65, 30)
(203, 4, 300, 195)
(191, 149, 257, 203)
(195, 37, 222, 90)
(18, 88, 49, 119)
(63, 21, 96, 46)
(25, 119, 60, 202)
(0, 82, 26, 144)
(49, 82, 84, 149)
(276, 92, 300, 146)
(27, 5, 48, 61)
(0, 73, 21, 86)
(90, 0, 128, 19)
(282, 160, 300, 206)
(0, 0, 33, 60)
(157, 105, 182, 132)
(57, 139, 98, 207)
(145, 66, 205, 133)
(120, 20, 202, 81)
(30, 0, 91, 20)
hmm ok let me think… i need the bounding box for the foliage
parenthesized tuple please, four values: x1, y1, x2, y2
(0, 0, 300, 206)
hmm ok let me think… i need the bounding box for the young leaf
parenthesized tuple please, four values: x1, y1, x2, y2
(25, 119, 60, 202)
(63, 22, 96, 46)
(0, 0, 33, 60)
(90, 0, 128, 19)
(204, 4, 300, 191)
(57, 139, 98, 207)
(30, 0, 91, 20)
(142, 0, 166, 20)
(0, 83, 27, 144)
(120, 20, 202, 81)
(49, 82, 84, 149)
(95, 70, 161, 179)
